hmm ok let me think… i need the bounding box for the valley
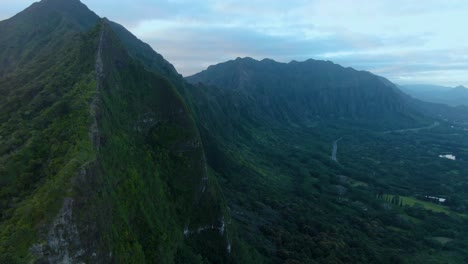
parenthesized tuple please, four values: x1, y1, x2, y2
(183, 76, 468, 262)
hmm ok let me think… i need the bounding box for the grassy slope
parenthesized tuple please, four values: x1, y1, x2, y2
(382, 195, 454, 215)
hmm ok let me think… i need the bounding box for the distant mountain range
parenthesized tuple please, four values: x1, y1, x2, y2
(186, 57, 427, 129)
(186, 57, 468, 129)
(400, 84, 468, 107)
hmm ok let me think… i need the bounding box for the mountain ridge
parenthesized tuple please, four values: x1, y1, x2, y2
(0, 1, 242, 263)
(186, 56, 424, 129)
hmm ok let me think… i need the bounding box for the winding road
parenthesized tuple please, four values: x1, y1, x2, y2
(332, 137, 343, 162)
(383, 122, 440, 134)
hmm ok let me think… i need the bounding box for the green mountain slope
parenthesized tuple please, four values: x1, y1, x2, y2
(0, 1, 241, 263)
(86, 20, 233, 263)
(0, 0, 99, 77)
(0, 27, 94, 264)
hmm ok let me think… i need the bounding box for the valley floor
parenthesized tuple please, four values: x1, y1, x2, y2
(207, 119, 468, 263)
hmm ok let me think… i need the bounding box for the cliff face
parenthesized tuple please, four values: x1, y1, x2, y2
(85, 21, 232, 263)
(186, 58, 424, 129)
(0, 1, 233, 263)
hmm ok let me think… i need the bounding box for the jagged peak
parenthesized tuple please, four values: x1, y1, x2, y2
(234, 56, 257, 63)
(41, 0, 80, 3)
(234, 57, 281, 64)
(100, 17, 111, 23)
(190, 57, 367, 82)
(228, 57, 345, 68)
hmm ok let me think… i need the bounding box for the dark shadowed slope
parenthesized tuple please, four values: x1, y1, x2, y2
(186, 57, 427, 129)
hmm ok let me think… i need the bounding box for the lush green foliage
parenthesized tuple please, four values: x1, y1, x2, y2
(0, 26, 97, 263)
(182, 61, 468, 263)
(0, 1, 241, 262)
(92, 22, 231, 263)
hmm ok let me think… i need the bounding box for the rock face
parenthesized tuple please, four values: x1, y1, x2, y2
(31, 199, 83, 264)
(31, 26, 106, 264)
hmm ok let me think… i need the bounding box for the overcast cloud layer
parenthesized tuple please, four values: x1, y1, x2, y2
(1, 0, 467, 86)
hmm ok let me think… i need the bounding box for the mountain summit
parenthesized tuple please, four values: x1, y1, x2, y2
(0, 0, 99, 76)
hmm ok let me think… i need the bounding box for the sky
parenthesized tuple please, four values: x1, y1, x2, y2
(1, 0, 468, 87)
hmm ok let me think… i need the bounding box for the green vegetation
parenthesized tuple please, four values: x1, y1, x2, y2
(349, 179, 369, 188)
(382, 195, 453, 215)
(0, 24, 97, 263)
(431, 237, 454, 245)
(182, 59, 468, 263)
(189, 113, 468, 263)
(0, 2, 248, 263)
(92, 22, 231, 263)
(3, 0, 468, 263)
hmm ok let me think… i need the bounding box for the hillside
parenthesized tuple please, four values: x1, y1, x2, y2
(0, 1, 243, 263)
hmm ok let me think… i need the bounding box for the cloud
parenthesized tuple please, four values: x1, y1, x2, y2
(323, 47, 468, 86)
(120, 0, 468, 86)
(131, 17, 393, 75)
(1, 0, 467, 86)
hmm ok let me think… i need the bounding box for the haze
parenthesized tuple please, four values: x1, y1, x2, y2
(2, 0, 467, 87)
